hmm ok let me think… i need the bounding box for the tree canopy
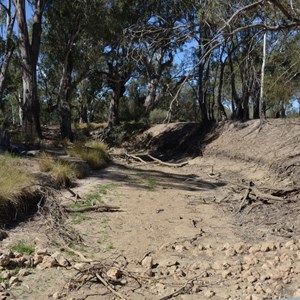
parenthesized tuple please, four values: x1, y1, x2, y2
(0, 0, 299, 140)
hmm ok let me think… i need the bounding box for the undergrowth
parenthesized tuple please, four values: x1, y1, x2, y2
(10, 241, 34, 255)
(38, 152, 87, 187)
(0, 153, 33, 212)
(67, 141, 110, 170)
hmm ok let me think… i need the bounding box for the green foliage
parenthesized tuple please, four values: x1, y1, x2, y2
(10, 241, 34, 255)
(149, 109, 168, 124)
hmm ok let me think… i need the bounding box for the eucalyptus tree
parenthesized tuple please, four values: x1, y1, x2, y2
(126, 0, 194, 114)
(42, 0, 105, 140)
(100, 0, 143, 128)
(0, 0, 15, 108)
(13, 0, 49, 139)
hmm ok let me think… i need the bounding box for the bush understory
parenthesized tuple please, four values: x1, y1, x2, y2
(67, 141, 110, 170)
(0, 153, 39, 223)
(38, 152, 88, 187)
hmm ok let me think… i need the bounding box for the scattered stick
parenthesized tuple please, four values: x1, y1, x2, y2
(63, 205, 120, 213)
(64, 245, 92, 263)
(96, 273, 128, 300)
(66, 187, 82, 199)
(237, 184, 251, 213)
(236, 181, 284, 213)
(157, 272, 206, 300)
(250, 184, 284, 201)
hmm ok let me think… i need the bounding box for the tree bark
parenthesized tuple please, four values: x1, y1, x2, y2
(0, 0, 15, 106)
(14, 0, 46, 139)
(260, 31, 267, 124)
(58, 51, 74, 141)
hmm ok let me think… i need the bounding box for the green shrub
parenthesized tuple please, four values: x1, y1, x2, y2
(149, 109, 168, 124)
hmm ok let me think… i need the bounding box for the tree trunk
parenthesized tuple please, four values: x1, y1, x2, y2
(198, 60, 209, 123)
(58, 53, 74, 141)
(14, 0, 45, 139)
(144, 78, 159, 112)
(108, 83, 126, 127)
(0, 1, 15, 106)
(217, 61, 227, 121)
(260, 31, 267, 124)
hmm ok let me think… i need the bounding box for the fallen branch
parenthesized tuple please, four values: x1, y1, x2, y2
(250, 184, 283, 201)
(63, 205, 120, 213)
(236, 181, 284, 213)
(125, 153, 147, 164)
(147, 154, 189, 168)
(157, 272, 206, 300)
(64, 245, 92, 263)
(237, 183, 251, 213)
(96, 273, 127, 300)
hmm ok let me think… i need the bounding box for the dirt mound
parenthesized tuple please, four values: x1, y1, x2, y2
(131, 122, 212, 159)
(204, 119, 300, 184)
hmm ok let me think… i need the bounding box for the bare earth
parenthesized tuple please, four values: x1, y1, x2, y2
(1, 119, 300, 300)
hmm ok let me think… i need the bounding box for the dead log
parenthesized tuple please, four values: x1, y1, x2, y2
(146, 154, 189, 167)
(64, 205, 120, 213)
(250, 183, 283, 201)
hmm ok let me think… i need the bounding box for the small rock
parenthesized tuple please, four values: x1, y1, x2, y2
(51, 252, 69, 267)
(285, 240, 295, 249)
(52, 292, 61, 300)
(204, 290, 215, 298)
(0, 271, 11, 279)
(141, 256, 153, 269)
(293, 288, 300, 297)
(8, 276, 19, 285)
(107, 268, 122, 280)
(247, 275, 257, 284)
(158, 259, 179, 268)
(0, 255, 11, 267)
(221, 270, 231, 279)
(0, 231, 8, 241)
(260, 242, 273, 252)
(175, 245, 186, 253)
(18, 269, 31, 277)
(33, 254, 44, 266)
(191, 261, 211, 271)
(35, 246, 48, 256)
(225, 249, 237, 257)
(234, 242, 248, 253)
(156, 283, 165, 293)
(73, 263, 87, 271)
(249, 245, 260, 254)
(198, 244, 206, 251)
(40, 256, 57, 268)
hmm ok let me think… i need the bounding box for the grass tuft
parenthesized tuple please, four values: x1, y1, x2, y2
(0, 153, 33, 208)
(10, 241, 34, 255)
(67, 141, 110, 170)
(38, 152, 87, 187)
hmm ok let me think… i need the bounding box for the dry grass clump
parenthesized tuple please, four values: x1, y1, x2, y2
(68, 141, 110, 170)
(38, 152, 87, 187)
(0, 153, 33, 212)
